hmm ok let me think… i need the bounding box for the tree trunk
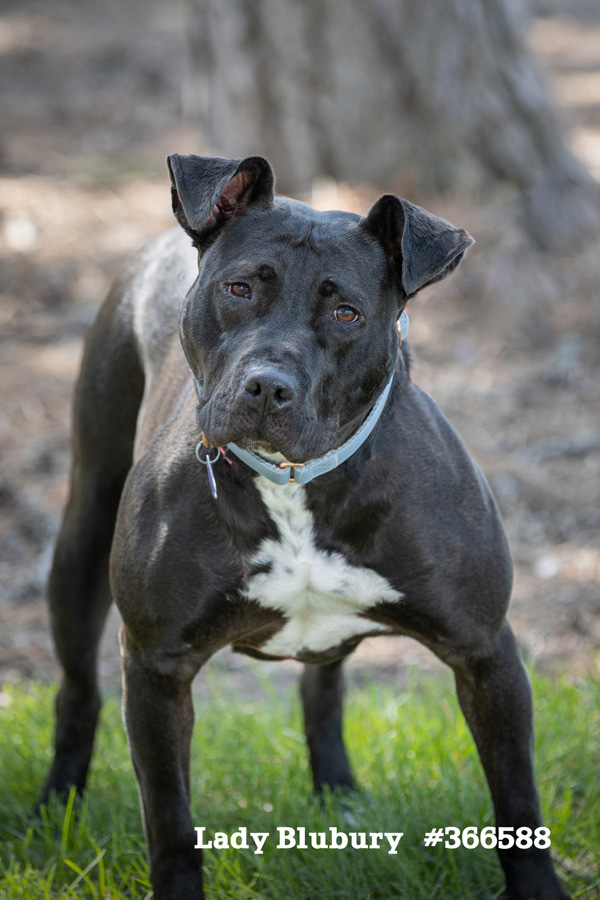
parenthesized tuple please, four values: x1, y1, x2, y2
(185, 0, 600, 251)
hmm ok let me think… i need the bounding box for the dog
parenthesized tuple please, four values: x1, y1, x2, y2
(40, 154, 570, 899)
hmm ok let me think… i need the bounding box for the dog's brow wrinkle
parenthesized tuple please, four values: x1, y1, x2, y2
(222, 260, 275, 280)
(289, 222, 322, 252)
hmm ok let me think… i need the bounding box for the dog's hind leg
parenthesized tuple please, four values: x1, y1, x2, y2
(300, 659, 355, 793)
(39, 284, 144, 803)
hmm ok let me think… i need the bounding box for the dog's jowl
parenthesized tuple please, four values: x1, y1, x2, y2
(40, 155, 571, 899)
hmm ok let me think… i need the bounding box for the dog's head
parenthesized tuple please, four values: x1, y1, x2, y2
(168, 154, 473, 462)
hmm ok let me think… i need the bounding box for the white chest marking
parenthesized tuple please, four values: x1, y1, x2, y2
(244, 479, 403, 656)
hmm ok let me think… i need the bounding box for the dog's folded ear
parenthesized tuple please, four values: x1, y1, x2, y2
(363, 195, 474, 299)
(167, 154, 275, 248)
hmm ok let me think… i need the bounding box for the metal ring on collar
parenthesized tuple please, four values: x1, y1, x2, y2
(195, 444, 221, 465)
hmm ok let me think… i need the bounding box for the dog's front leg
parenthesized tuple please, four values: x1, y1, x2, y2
(300, 659, 355, 794)
(451, 622, 570, 900)
(121, 634, 204, 900)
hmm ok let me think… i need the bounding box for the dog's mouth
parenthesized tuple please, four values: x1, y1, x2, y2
(201, 427, 328, 464)
(233, 437, 287, 461)
(197, 406, 338, 463)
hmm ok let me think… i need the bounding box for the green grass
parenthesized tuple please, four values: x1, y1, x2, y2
(0, 669, 598, 899)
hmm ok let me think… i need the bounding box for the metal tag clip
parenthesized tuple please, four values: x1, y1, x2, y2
(195, 443, 220, 499)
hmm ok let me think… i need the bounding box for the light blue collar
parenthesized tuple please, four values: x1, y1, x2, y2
(227, 369, 395, 485)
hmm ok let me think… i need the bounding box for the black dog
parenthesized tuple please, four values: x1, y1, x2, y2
(41, 155, 570, 899)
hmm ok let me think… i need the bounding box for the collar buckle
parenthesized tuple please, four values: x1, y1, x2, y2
(278, 460, 304, 484)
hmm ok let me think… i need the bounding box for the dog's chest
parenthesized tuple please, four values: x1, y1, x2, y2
(243, 479, 401, 656)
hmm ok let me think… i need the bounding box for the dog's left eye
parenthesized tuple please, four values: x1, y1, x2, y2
(226, 283, 252, 299)
(333, 305, 359, 323)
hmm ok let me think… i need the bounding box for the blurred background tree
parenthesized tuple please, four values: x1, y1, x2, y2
(187, 0, 600, 251)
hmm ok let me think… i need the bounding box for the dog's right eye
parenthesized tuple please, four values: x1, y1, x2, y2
(333, 305, 360, 324)
(226, 282, 252, 299)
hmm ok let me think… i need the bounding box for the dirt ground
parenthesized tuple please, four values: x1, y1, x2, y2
(0, 0, 599, 695)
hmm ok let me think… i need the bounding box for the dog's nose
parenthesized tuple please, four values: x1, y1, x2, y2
(242, 368, 297, 414)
